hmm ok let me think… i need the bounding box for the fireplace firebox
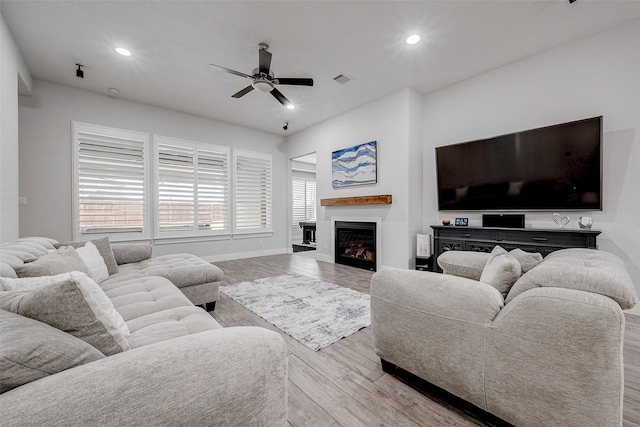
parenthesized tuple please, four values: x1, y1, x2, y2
(334, 221, 376, 271)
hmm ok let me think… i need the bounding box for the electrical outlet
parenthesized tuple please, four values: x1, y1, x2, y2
(259, 239, 264, 245)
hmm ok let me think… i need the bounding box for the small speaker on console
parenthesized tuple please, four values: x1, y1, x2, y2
(482, 214, 525, 229)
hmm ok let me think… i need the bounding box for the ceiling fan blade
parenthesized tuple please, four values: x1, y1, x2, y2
(270, 88, 290, 106)
(276, 78, 314, 86)
(232, 85, 255, 98)
(259, 48, 272, 75)
(209, 63, 253, 79)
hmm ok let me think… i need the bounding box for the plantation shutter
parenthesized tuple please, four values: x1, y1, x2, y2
(234, 150, 272, 232)
(156, 142, 195, 232)
(197, 147, 230, 231)
(292, 179, 306, 222)
(292, 179, 316, 222)
(73, 122, 148, 239)
(154, 136, 230, 237)
(305, 181, 316, 221)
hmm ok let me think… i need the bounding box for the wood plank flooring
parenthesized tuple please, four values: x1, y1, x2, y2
(210, 253, 640, 427)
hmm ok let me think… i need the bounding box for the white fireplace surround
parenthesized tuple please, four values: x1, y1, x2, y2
(331, 216, 382, 272)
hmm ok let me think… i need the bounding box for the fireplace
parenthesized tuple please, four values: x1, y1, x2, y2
(334, 221, 376, 271)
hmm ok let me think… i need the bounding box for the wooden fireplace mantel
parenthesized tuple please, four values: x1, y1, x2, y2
(320, 194, 392, 207)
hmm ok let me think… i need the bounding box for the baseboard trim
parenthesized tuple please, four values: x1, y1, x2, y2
(202, 248, 288, 263)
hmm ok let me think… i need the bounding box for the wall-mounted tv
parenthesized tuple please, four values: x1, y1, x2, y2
(436, 116, 602, 211)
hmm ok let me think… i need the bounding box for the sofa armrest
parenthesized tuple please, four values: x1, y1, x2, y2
(370, 268, 503, 405)
(371, 268, 503, 323)
(485, 287, 625, 426)
(0, 327, 288, 427)
(437, 250, 491, 280)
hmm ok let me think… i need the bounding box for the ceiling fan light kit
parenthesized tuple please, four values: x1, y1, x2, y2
(252, 79, 273, 93)
(210, 43, 313, 107)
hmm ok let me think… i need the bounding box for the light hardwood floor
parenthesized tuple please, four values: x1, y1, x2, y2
(210, 253, 640, 427)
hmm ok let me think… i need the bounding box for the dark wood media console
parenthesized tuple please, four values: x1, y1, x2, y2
(428, 225, 600, 273)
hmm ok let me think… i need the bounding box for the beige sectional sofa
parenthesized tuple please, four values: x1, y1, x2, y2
(0, 237, 288, 426)
(371, 247, 638, 427)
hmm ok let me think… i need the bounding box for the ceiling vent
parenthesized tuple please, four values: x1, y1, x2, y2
(333, 74, 351, 84)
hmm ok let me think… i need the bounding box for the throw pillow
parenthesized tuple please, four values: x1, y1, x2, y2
(75, 241, 109, 282)
(0, 276, 131, 356)
(509, 248, 543, 273)
(479, 245, 522, 295)
(0, 272, 130, 338)
(0, 309, 104, 393)
(15, 246, 87, 278)
(111, 244, 152, 265)
(55, 237, 118, 275)
(0, 272, 75, 291)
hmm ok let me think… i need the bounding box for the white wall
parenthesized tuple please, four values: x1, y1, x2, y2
(0, 14, 31, 242)
(286, 88, 423, 269)
(422, 19, 640, 313)
(18, 80, 288, 260)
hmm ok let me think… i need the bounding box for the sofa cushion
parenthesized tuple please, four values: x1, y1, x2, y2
(0, 309, 104, 393)
(0, 275, 130, 356)
(0, 249, 37, 263)
(15, 246, 87, 278)
(126, 306, 222, 349)
(505, 248, 638, 309)
(480, 246, 522, 295)
(111, 244, 152, 265)
(55, 237, 118, 275)
(509, 248, 543, 273)
(103, 254, 223, 289)
(0, 262, 17, 279)
(75, 241, 109, 282)
(102, 276, 197, 321)
(98, 275, 221, 348)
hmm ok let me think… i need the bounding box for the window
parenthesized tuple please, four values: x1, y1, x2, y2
(73, 122, 271, 241)
(154, 136, 230, 238)
(234, 150, 272, 234)
(292, 178, 316, 223)
(72, 122, 149, 240)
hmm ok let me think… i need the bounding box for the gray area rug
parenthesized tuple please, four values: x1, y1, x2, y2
(220, 274, 370, 351)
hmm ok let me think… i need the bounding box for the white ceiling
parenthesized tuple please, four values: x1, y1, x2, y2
(2, 1, 640, 136)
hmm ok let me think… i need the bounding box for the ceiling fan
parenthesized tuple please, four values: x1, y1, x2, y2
(209, 43, 314, 107)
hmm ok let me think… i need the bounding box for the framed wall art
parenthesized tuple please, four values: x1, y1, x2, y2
(331, 141, 377, 188)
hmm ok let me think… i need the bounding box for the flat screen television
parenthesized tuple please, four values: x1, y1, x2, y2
(436, 116, 602, 211)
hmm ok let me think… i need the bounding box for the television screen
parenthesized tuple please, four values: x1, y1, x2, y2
(436, 116, 602, 211)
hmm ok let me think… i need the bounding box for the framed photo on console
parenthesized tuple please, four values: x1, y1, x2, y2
(455, 218, 468, 227)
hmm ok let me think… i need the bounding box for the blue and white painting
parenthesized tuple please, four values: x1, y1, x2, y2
(332, 141, 377, 188)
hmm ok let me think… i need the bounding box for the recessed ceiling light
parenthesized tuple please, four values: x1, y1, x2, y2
(115, 47, 132, 56)
(108, 87, 120, 94)
(406, 34, 421, 45)
(286, 104, 295, 110)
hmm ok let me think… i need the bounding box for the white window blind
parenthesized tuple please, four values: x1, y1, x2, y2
(292, 178, 316, 222)
(156, 142, 195, 232)
(197, 147, 230, 231)
(234, 150, 272, 233)
(154, 136, 230, 237)
(72, 122, 149, 239)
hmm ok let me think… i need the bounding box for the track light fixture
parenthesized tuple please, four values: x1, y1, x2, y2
(76, 64, 84, 78)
